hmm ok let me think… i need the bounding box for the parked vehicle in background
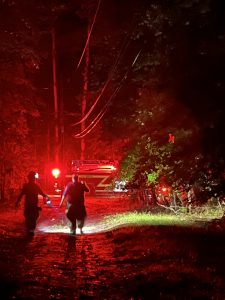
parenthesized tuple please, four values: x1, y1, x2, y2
(67, 160, 119, 195)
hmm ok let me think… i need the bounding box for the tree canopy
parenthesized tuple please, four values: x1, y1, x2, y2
(0, 0, 225, 197)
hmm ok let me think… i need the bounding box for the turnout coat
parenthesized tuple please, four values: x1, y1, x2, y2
(63, 181, 89, 221)
(16, 182, 46, 230)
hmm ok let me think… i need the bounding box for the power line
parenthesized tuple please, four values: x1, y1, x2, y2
(72, 76, 110, 126)
(73, 50, 141, 138)
(72, 23, 134, 127)
(76, 0, 101, 71)
(72, 9, 140, 137)
(73, 82, 123, 138)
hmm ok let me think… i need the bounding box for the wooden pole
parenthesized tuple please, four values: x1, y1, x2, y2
(81, 25, 90, 160)
(52, 27, 59, 165)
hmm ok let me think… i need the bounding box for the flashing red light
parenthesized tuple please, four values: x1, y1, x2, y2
(52, 168, 60, 179)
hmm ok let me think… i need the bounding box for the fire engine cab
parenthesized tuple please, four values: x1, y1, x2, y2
(67, 160, 118, 195)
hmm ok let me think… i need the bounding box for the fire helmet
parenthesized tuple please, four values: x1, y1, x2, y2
(27, 171, 37, 180)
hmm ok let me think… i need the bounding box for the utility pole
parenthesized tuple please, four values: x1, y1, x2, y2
(52, 27, 59, 165)
(59, 73, 64, 167)
(81, 25, 90, 160)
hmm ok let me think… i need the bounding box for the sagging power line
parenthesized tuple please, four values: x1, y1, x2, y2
(73, 4, 141, 140)
(73, 50, 142, 138)
(72, 25, 133, 127)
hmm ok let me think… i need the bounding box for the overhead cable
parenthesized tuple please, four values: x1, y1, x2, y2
(73, 50, 141, 138)
(72, 23, 133, 127)
(73, 82, 123, 138)
(76, 0, 102, 70)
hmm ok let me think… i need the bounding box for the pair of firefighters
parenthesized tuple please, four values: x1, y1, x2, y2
(15, 171, 89, 235)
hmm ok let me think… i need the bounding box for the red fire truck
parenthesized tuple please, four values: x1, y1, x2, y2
(67, 160, 119, 195)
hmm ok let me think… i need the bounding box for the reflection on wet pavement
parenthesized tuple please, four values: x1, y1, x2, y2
(0, 196, 225, 299)
(9, 232, 128, 299)
(0, 196, 141, 299)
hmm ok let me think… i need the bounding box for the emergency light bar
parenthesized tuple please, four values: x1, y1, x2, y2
(71, 160, 118, 173)
(72, 160, 118, 166)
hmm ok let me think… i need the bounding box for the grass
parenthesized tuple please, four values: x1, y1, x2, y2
(103, 211, 189, 227)
(102, 205, 224, 229)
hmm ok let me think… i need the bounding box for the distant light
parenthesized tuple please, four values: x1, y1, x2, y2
(52, 168, 60, 178)
(168, 133, 175, 143)
(113, 180, 128, 192)
(35, 173, 39, 179)
(99, 165, 117, 170)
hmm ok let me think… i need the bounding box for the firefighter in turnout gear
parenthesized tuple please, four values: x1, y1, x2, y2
(15, 171, 50, 234)
(60, 174, 89, 235)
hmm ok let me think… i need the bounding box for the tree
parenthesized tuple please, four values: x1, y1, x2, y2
(0, 1, 40, 198)
(0, 0, 67, 197)
(116, 0, 225, 194)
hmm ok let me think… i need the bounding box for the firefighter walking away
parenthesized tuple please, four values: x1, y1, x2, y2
(59, 174, 89, 235)
(15, 171, 51, 235)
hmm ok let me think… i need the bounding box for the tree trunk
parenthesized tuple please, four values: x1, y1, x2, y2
(81, 25, 90, 160)
(52, 28, 59, 165)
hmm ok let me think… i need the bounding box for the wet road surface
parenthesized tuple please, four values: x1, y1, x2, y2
(0, 195, 143, 300)
(0, 195, 225, 299)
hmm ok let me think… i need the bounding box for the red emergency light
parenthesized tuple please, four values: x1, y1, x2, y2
(52, 168, 60, 179)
